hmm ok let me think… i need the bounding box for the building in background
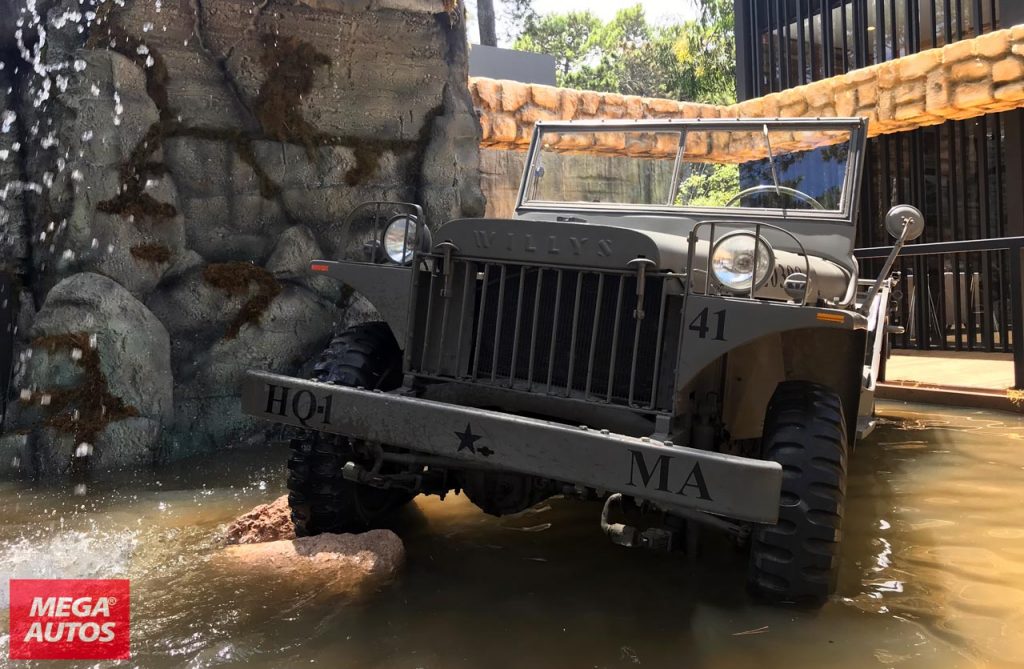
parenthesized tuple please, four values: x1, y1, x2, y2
(735, 0, 1024, 358)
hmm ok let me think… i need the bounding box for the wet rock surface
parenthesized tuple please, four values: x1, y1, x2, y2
(224, 495, 296, 545)
(0, 0, 483, 478)
(4, 273, 172, 475)
(219, 530, 405, 595)
(220, 495, 405, 597)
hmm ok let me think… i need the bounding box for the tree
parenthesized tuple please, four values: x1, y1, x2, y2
(512, 1, 736, 105)
(478, 0, 498, 46)
(501, 0, 538, 43)
(513, 11, 602, 82)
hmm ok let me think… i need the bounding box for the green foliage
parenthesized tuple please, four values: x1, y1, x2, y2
(677, 163, 740, 207)
(513, 11, 602, 81)
(512, 0, 736, 104)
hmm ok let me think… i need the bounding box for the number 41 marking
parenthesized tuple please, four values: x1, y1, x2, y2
(689, 307, 727, 341)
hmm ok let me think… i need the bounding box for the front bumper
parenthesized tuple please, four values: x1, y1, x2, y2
(241, 371, 783, 524)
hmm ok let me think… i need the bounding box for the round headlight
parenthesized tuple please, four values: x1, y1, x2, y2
(382, 215, 418, 264)
(710, 232, 774, 293)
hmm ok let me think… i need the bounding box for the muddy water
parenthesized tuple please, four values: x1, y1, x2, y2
(1, 402, 1024, 668)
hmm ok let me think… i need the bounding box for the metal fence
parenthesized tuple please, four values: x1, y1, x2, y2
(855, 236, 1024, 388)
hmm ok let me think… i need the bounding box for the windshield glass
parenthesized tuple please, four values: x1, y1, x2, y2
(524, 125, 854, 214)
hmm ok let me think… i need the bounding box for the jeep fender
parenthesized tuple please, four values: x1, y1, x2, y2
(675, 295, 868, 443)
(310, 260, 412, 343)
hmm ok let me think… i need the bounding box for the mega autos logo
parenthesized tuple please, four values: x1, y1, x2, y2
(8, 579, 130, 660)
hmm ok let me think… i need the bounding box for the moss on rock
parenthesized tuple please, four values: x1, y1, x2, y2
(203, 262, 282, 339)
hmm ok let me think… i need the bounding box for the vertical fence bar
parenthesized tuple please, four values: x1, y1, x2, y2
(751, 1, 763, 95)
(1011, 244, 1024, 389)
(875, 0, 886, 63)
(821, 0, 833, 78)
(840, 0, 850, 74)
(774, 0, 782, 90)
(796, 0, 807, 85)
(808, 0, 817, 80)
(766, 0, 777, 93)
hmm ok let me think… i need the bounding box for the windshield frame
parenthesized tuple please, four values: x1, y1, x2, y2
(515, 118, 868, 225)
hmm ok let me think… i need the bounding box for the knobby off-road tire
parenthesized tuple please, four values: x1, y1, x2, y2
(287, 322, 412, 536)
(747, 380, 848, 606)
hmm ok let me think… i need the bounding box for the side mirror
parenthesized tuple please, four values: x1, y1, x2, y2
(885, 204, 925, 242)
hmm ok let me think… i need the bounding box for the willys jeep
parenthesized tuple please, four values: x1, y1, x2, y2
(242, 118, 923, 605)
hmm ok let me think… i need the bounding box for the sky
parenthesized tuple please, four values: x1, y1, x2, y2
(465, 0, 702, 46)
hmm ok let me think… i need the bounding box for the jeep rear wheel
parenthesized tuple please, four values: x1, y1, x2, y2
(287, 322, 412, 536)
(747, 380, 848, 606)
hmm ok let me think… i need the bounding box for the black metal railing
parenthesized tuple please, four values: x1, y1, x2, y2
(856, 236, 1024, 388)
(737, 0, 1000, 99)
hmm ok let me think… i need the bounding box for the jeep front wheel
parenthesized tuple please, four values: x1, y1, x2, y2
(287, 322, 412, 536)
(747, 380, 848, 606)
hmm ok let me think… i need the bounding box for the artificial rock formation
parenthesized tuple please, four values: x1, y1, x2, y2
(219, 494, 405, 598)
(218, 529, 406, 597)
(0, 0, 483, 477)
(471, 26, 1024, 151)
(223, 494, 296, 545)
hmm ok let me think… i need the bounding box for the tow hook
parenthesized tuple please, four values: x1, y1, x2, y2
(600, 493, 675, 552)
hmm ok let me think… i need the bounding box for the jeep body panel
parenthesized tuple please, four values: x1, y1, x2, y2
(242, 371, 784, 523)
(243, 116, 901, 533)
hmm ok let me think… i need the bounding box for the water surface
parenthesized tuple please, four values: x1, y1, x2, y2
(2, 402, 1024, 668)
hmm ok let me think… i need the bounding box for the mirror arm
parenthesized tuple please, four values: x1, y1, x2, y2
(858, 222, 911, 316)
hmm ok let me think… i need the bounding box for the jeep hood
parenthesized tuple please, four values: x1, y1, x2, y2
(436, 217, 854, 305)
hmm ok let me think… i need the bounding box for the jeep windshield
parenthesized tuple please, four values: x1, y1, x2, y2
(520, 120, 858, 218)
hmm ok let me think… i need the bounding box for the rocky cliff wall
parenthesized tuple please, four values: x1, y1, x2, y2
(0, 0, 483, 479)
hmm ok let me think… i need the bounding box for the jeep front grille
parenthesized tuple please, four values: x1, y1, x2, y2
(408, 256, 679, 413)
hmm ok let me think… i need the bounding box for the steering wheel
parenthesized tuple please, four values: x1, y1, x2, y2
(725, 185, 825, 210)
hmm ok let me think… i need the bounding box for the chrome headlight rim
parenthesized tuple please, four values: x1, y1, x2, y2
(381, 214, 427, 265)
(710, 230, 775, 294)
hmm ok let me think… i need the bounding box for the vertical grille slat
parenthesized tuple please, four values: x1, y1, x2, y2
(546, 270, 565, 394)
(584, 274, 606, 398)
(508, 266, 529, 388)
(527, 267, 544, 389)
(420, 268, 438, 373)
(415, 256, 674, 413)
(564, 272, 586, 396)
(489, 265, 508, 382)
(453, 261, 474, 376)
(606, 277, 626, 403)
(648, 282, 670, 409)
(471, 263, 491, 379)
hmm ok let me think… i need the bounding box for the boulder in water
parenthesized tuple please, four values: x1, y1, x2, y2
(223, 495, 295, 545)
(218, 496, 405, 597)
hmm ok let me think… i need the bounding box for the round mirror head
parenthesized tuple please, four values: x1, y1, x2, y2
(885, 204, 925, 241)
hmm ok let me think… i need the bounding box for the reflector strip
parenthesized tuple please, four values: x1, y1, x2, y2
(816, 312, 846, 324)
(310, 264, 329, 273)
